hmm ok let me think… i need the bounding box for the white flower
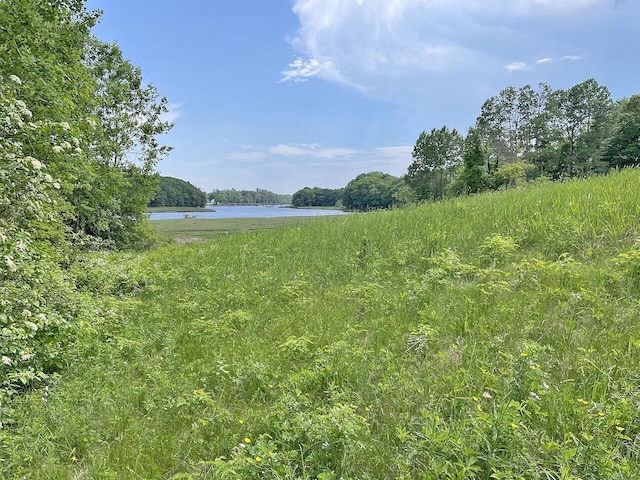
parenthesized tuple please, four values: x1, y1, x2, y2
(53, 182, 61, 190)
(60, 141, 72, 150)
(530, 391, 541, 401)
(482, 391, 493, 399)
(44, 174, 53, 183)
(9, 74, 22, 85)
(52, 145, 64, 154)
(31, 158, 43, 170)
(4, 256, 17, 272)
(1, 356, 12, 366)
(74, 147, 83, 154)
(60, 122, 70, 131)
(36, 313, 47, 322)
(25, 321, 38, 332)
(22, 309, 32, 317)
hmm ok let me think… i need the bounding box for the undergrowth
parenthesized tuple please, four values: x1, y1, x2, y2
(3, 169, 640, 478)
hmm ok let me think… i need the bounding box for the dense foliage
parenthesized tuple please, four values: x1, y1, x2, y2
(149, 176, 207, 208)
(291, 187, 342, 207)
(0, 0, 170, 428)
(5, 170, 640, 478)
(342, 171, 401, 210)
(406, 78, 639, 203)
(209, 188, 292, 205)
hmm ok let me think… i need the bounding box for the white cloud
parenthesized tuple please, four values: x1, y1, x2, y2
(160, 102, 183, 123)
(283, 0, 610, 108)
(504, 62, 532, 72)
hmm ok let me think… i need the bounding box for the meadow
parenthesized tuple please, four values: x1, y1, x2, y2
(3, 170, 640, 479)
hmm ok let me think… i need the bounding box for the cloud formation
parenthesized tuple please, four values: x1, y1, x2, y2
(283, 0, 611, 107)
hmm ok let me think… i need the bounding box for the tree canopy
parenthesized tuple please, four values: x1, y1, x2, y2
(149, 176, 207, 208)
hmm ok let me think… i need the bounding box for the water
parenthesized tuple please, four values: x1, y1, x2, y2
(148, 205, 349, 220)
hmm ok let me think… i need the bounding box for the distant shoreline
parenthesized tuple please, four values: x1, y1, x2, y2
(147, 206, 213, 213)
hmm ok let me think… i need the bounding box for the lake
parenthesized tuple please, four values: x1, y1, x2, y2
(148, 205, 349, 220)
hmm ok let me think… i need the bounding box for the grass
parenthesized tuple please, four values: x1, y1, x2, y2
(3, 169, 640, 478)
(154, 216, 338, 241)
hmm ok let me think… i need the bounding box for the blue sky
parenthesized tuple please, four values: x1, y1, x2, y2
(86, 0, 640, 194)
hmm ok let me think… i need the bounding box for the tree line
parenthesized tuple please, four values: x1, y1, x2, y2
(208, 188, 292, 205)
(294, 78, 640, 210)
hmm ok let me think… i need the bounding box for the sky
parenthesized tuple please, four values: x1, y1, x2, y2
(85, 0, 640, 195)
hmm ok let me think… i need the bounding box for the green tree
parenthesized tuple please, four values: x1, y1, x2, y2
(342, 172, 401, 211)
(407, 126, 463, 201)
(149, 177, 207, 207)
(604, 95, 640, 168)
(547, 78, 613, 177)
(451, 129, 488, 195)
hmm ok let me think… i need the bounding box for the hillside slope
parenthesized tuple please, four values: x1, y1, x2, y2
(4, 170, 640, 478)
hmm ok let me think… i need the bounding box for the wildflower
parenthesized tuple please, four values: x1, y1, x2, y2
(255, 456, 262, 462)
(542, 381, 550, 390)
(74, 147, 83, 154)
(52, 145, 64, 154)
(60, 122, 70, 131)
(30, 158, 43, 170)
(616, 426, 625, 432)
(510, 422, 518, 429)
(4, 256, 17, 272)
(598, 412, 605, 417)
(71, 455, 77, 462)
(244, 437, 251, 444)
(60, 141, 72, 150)
(25, 321, 39, 332)
(530, 392, 541, 401)
(476, 404, 482, 411)
(44, 174, 53, 183)
(1, 356, 12, 366)
(239, 419, 244, 425)
(482, 391, 493, 399)
(9, 74, 22, 84)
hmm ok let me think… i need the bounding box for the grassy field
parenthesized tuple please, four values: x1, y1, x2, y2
(153, 216, 341, 241)
(4, 170, 640, 478)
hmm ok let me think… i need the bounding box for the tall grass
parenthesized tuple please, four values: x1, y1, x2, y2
(3, 169, 640, 478)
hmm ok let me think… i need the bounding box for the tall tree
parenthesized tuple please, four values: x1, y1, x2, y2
(604, 95, 640, 168)
(407, 126, 463, 201)
(454, 129, 488, 195)
(547, 78, 613, 177)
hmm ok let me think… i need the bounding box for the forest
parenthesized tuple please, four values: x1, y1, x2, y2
(293, 80, 640, 210)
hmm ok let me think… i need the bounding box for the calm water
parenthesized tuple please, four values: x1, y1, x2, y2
(148, 205, 348, 220)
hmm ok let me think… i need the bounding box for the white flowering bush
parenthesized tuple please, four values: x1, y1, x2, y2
(0, 75, 93, 419)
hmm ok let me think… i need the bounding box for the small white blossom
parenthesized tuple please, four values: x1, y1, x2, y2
(52, 145, 64, 154)
(36, 313, 47, 322)
(44, 173, 53, 183)
(25, 321, 38, 332)
(9, 74, 22, 85)
(60, 141, 72, 150)
(542, 381, 550, 390)
(4, 256, 17, 272)
(22, 309, 32, 317)
(482, 391, 493, 399)
(530, 391, 541, 401)
(31, 158, 43, 170)
(74, 147, 83, 154)
(1, 356, 12, 366)
(53, 182, 61, 189)
(60, 122, 70, 131)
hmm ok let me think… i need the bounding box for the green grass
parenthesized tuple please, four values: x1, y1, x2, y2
(154, 216, 339, 240)
(4, 170, 640, 478)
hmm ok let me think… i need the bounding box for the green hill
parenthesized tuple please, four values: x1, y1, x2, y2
(5, 169, 640, 478)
